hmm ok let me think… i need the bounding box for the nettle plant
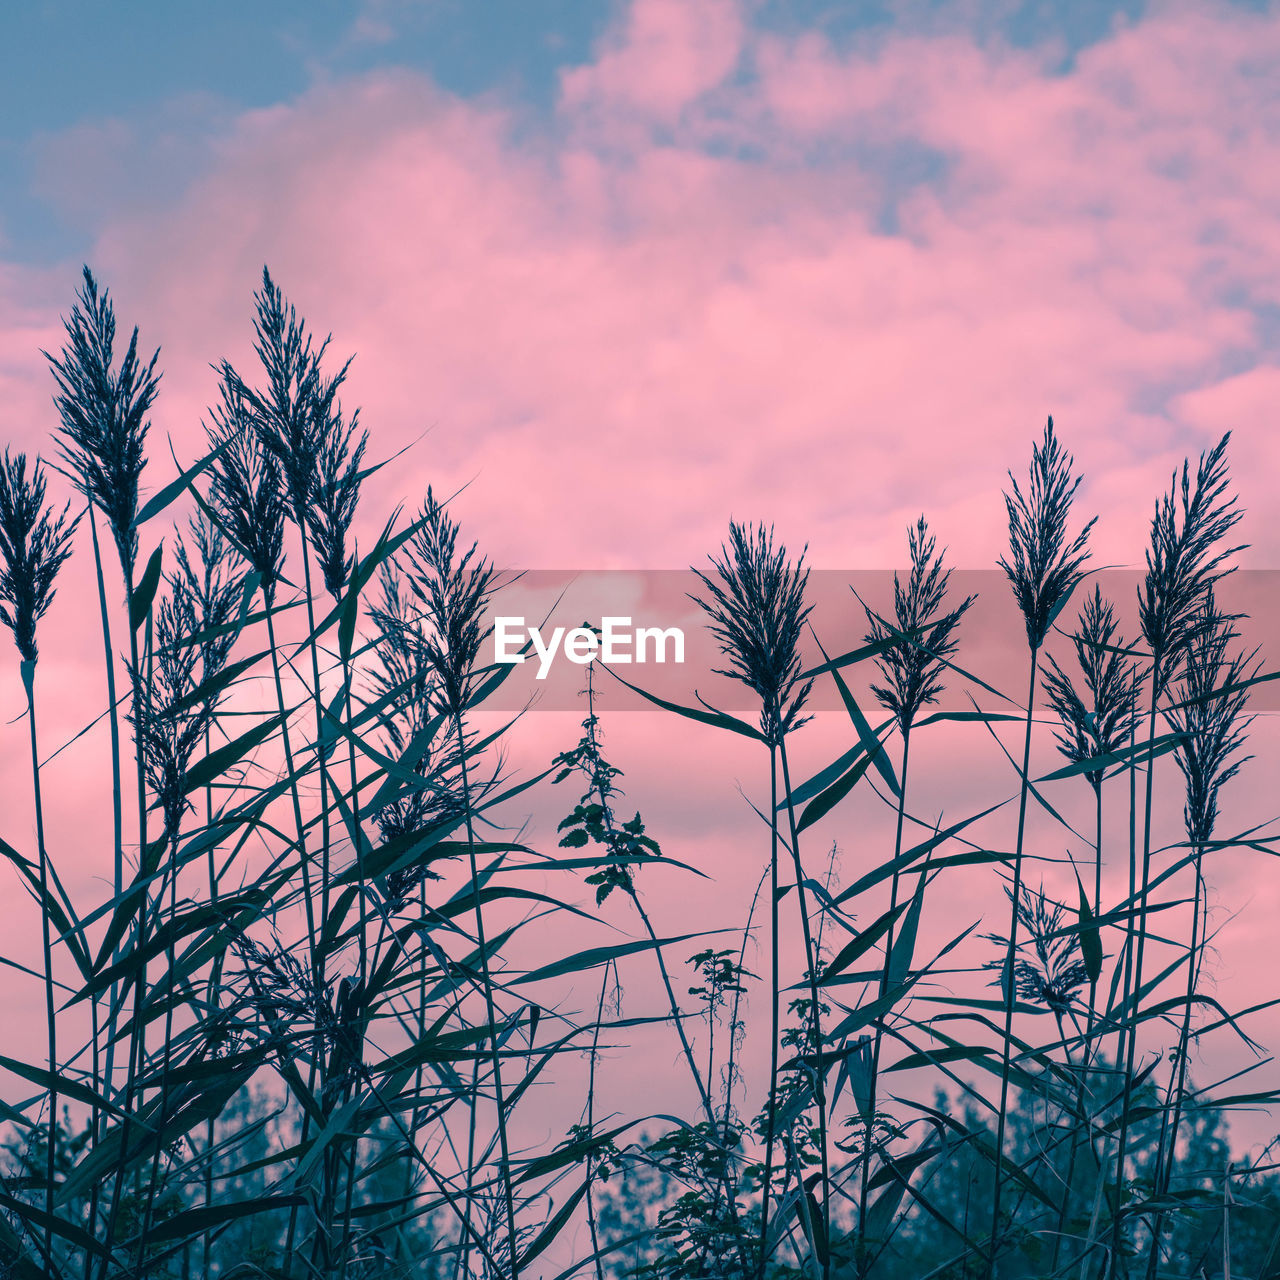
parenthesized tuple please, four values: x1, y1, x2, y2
(0, 268, 1276, 1280)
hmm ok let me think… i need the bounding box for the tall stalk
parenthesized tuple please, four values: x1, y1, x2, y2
(392, 489, 520, 1274)
(775, 728, 832, 1275)
(1110, 434, 1241, 1272)
(857, 728, 911, 1260)
(25, 665, 60, 1269)
(855, 516, 970, 1269)
(0, 451, 77, 1271)
(989, 419, 1093, 1277)
(989, 646, 1042, 1270)
(1041, 588, 1139, 1270)
(1144, 593, 1253, 1277)
(87, 508, 125, 1104)
(691, 521, 812, 1279)
(455, 709, 521, 1275)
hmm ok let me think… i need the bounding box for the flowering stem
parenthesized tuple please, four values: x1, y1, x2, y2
(23, 662, 58, 1271)
(777, 730, 831, 1280)
(989, 643, 1041, 1278)
(858, 728, 912, 1271)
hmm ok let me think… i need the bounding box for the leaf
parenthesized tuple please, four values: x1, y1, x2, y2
(819, 900, 910, 986)
(1038, 731, 1187, 782)
(137, 439, 229, 525)
(913, 710, 1023, 728)
(183, 714, 282, 795)
(885, 1044, 997, 1073)
(514, 931, 729, 986)
(517, 1120, 636, 1182)
(797, 750, 875, 832)
(338, 571, 360, 665)
(0, 1054, 119, 1117)
(887, 874, 926, 989)
(601, 668, 765, 741)
(834, 803, 1005, 905)
(785, 741, 869, 808)
(146, 1195, 307, 1243)
(811, 632, 899, 797)
(1075, 872, 1103, 986)
(130, 543, 164, 632)
(166, 651, 261, 718)
(516, 1179, 590, 1269)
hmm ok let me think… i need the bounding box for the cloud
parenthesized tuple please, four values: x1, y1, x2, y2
(1, 2, 1275, 580)
(560, 0, 746, 121)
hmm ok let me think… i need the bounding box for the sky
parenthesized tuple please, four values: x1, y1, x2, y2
(3, 0, 1280, 1206)
(5, 0, 1280, 572)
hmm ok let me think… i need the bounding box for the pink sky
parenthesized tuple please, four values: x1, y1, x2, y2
(3, 0, 1280, 1193)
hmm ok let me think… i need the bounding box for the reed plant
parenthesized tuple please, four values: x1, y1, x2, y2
(0, 450, 78, 1269)
(2, 274, 1279, 1280)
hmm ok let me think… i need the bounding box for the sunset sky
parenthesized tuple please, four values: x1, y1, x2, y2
(4, 0, 1280, 571)
(4, 0, 1280, 1172)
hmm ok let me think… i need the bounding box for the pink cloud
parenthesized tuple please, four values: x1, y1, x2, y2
(3, 3, 1276, 580)
(560, 0, 745, 122)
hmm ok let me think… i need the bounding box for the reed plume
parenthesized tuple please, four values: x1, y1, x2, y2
(205, 380, 287, 603)
(1042, 586, 1141, 796)
(864, 516, 973, 734)
(308, 405, 368, 601)
(998, 417, 1095, 652)
(0, 452, 78, 665)
(1138, 434, 1244, 696)
(228, 268, 350, 521)
(693, 522, 812, 747)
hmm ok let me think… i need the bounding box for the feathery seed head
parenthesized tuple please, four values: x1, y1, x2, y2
(172, 511, 242, 692)
(45, 266, 158, 580)
(130, 568, 218, 838)
(985, 883, 1089, 1015)
(368, 560, 469, 896)
(228, 268, 352, 519)
(691, 522, 813, 746)
(0, 452, 79, 665)
(1042, 585, 1141, 792)
(308, 404, 368, 598)
(1167, 588, 1256, 849)
(205, 373, 287, 600)
(864, 516, 974, 732)
(1139, 432, 1245, 694)
(998, 417, 1095, 651)
(398, 489, 499, 718)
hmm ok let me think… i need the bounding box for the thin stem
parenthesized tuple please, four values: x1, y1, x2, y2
(756, 743, 782, 1280)
(88, 508, 123, 1117)
(1111, 692, 1160, 1270)
(1054, 785, 1106, 1277)
(454, 708, 520, 1277)
(777, 731, 831, 1280)
(858, 728, 912, 1270)
(989, 644, 1041, 1279)
(1144, 842, 1206, 1278)
(584, 962, 612, 1280)
(267, 596, 321, 1275)
(23, 666, 58, 1271)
